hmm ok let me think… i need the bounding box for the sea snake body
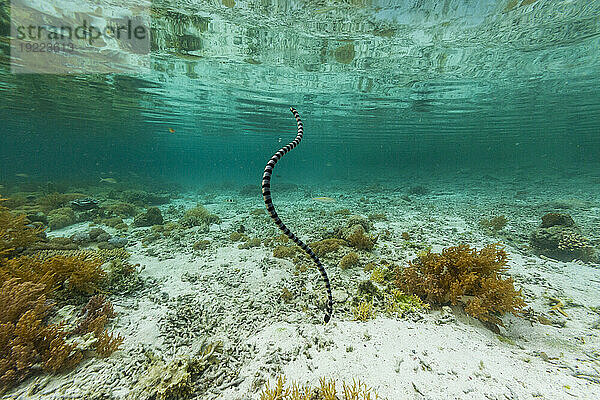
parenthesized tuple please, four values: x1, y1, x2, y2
(262, 107, 333, 324)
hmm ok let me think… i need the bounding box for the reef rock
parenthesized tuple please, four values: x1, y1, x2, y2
(530, 213, 595, 262)
(88, 227, 107, 241)
(71, 231, 91, 244)
(108, 236, 128, 248)
(540, 213, 575, 228)
(133, 207, 164, 227)
(333, 215, 377, 251)
(70, 198, 99, 211)
(47, 207, 75, 230)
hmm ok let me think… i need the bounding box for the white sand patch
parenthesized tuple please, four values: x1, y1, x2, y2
(232, 316, 594, 400)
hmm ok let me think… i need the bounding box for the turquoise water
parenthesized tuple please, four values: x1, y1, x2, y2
(1, 0, 599, 186)
(1, 1, 600, 399)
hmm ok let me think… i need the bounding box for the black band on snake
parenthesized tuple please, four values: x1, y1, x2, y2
(262, 107, 333, 324)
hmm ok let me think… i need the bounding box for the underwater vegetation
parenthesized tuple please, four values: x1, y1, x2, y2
(238, 237, 261, 249)
(344, 225, 377, 251)
(180, 205, 220, 231)
(272, 214, 378, 266)
(479, 215, 508, 232)
(5, 192, 93, 231)
(37, 192, 86, 213)
(102, 258, 143, 294)
(99, 216, 128, 232)
(226, 225, 264, 250)
(2, 185, 173, 234)
(134, 206, 164, 227)
(367, 213, 387, 222)
(106, 202, 138, 218)
(351, 261, 428, 322)
(33, 248, 130, 263)
(96, 329, 125, 358)
(0, 197, 41, 257)
(0, 278, 83, 393)
(273, 245, 299, 259)
(1, 255, 105, 296)
(0, 196, 126, 393)
(335, 215, 377, 251)
(147, 221, 184, 242)
(193, 239, 211, 251)
(397, 244, 526, 327)
(334, 43, 355, 64)
(530, 213, 596, 263)
(339, 252, 359, 270)
(352, 300, 375, 322)
(310, 239, 346, 257)
(384, 289, 430, 318)
(230, 231, 248, 242)
(261, 376, 381, 400)
(73, 295, 124, 358)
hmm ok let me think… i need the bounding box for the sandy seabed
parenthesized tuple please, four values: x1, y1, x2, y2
(7, 176, 600, 400)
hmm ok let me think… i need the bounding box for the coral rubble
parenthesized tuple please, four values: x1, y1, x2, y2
(127, 342, 222, 400)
